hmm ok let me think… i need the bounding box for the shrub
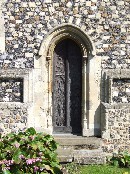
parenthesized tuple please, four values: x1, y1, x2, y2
(63, 162, 81, 174)
(108, 151, 130, 168)
(0, 127, 62, 174)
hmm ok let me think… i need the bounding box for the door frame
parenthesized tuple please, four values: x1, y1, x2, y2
(38, 24, 101, 137)
(50, 34, 88, 135)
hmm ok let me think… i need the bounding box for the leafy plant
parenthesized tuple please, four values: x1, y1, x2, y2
(63, 162, 81, 174)
(0, 127, 62, 174)
(108, 151, 130, 168)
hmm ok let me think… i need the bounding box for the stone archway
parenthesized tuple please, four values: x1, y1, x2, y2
(36, 24, 100, 136)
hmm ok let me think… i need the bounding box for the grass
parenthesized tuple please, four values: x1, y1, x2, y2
(64, 163, 130, 174)
(80, 165, 130, 174)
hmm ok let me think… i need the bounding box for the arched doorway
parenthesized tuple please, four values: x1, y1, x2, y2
(38, 24, 100, 136)
(52, 38, 82, 134)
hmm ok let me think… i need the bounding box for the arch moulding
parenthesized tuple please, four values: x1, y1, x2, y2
(35, 24, 100, 136)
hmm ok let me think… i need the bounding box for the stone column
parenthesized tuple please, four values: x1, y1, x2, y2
(82, 55, 88, 136)
(46, 56, 52, 132)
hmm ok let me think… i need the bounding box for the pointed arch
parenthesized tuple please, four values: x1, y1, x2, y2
(39, 23, 95, 58)
(36, 23, 100, 137)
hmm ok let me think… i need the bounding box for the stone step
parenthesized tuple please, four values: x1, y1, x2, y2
(54, 135, 106, 164)
(54, 136, 102, 150)
(56, 147, 106, 164)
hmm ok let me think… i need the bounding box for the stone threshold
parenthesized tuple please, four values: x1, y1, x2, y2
(53, 135, 106, 164)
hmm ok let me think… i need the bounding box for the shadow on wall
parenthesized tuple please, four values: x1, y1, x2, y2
(98, 73, 109, 137)
(94, 104, 101, 137)
(93, 75, 103, 137)
(86, 99, 101, 137)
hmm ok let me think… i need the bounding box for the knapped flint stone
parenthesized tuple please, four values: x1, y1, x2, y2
(0, 0, 129, 153)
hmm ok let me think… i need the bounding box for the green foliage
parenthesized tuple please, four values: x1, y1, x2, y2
(0, 127, 62, 174)
(108, 151, 130, 168)
(80, 165, 130, 174)
(63, 163, 130, 174)
(63, 162, 81, 174)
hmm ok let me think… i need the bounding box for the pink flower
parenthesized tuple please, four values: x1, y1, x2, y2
(0, 160, 14, 165)
(34, 166, 39, 172)
(26, 158, 42, 165)
(3, 167, 10, 170)
(14, 142, 20, 148)
(0, 161, 4, 164)
(26, 159, 33, 165)
(7, 160, 14, 166)
(29, 136, 34, 140)
(19, 155, 25, 159)
(35, 158, 42, 162)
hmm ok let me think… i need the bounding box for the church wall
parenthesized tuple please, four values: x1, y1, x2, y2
(0, 0, 129, 152)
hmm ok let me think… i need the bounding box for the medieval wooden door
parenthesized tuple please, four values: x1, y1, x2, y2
(53, 38, 82, 134)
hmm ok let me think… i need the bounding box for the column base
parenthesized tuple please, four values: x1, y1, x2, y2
(83, 128, 101, 137)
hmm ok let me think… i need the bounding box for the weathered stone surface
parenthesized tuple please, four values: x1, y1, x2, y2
(0, 78, 23, 102)
(73, 149, 106, 164)
(0, 103, 28, 134)
(0, 0, 128, 70)
(0, 0, 129, 156)
(112, 79, 130, 103)
(101, 103, 130, 153)
(55, 136, 106, 164)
